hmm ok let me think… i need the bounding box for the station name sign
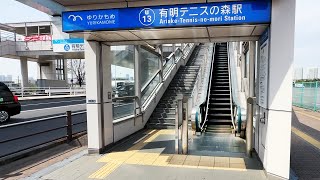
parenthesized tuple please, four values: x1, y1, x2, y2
(62, 1, 271, 32)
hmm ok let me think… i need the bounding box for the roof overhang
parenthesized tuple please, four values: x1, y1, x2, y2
(68, 24, 268, 45)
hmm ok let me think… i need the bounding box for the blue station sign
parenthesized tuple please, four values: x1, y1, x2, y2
(62, 1, 271, 32)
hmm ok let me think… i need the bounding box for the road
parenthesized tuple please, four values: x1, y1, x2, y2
(11, 97, 87, 123)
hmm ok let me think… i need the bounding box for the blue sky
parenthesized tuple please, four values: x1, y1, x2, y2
(0, 0, 319, 80)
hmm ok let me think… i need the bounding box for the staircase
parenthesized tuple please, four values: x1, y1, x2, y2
(205, 43, 233, 134)
(148, 45, 204, 129)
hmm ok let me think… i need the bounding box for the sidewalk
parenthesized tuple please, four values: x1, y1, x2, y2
(291, 107, 320, 179)
(24, 129, 268, 180)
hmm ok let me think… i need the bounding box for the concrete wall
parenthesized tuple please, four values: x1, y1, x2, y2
(15, 41, 52, 51)
(0, 41, 16, 56)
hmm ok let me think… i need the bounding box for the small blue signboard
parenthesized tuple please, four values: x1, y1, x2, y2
(62, 1, 271, 32)
(52, 38, 84, 52)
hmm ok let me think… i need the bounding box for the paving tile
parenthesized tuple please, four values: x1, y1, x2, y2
(198, 161, 214, 169)
(230, 157, 245, 164)
(230, 163, 246, 169)
(215, 157, 230, 164)
(183, 160, 199, 168)
(214, 162, 229, 168)
(171, 154, 187, 161)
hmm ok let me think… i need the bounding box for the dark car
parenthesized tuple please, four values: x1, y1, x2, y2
(0, 82, 21, 122)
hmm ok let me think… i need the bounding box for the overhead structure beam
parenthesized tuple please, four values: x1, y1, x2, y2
(15, 0, 66, 16)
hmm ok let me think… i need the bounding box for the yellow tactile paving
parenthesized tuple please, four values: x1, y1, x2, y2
(88, 162, 121, 179)
(215, 157, 230, 164)
(152, 154, 173, 166)
(214, 162, 229, 168)
(292, 127, 320, 150)
(89, 130, 248, 179)
(230, 157, 245, 164)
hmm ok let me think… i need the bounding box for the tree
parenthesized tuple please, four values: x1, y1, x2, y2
(68, 59, 85, 87)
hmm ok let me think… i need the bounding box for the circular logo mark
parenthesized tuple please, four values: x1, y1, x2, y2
(139, 8, 155, 26)
(64, 44, 70, 51)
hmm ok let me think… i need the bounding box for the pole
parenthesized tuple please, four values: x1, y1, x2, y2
(182, 96, 188, 155)
(66, 111, 72, 143)
(246, 97, 255, 157)
(314, 82, 318, 111)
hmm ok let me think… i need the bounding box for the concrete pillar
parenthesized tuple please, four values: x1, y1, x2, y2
(263, 0, 295, 179)
(85, 41, 113, 153)
(20, 57, 29, 87)
(63, 59, 68, 81)
(248, 41, 256, 97)
(37, 62, 42, 80)
(134, 45, 142, 114)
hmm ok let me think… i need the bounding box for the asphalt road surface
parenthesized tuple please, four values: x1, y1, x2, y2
(0, 97, 87, 125)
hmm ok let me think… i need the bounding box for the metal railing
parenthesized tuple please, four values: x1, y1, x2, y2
(227, 43, 236, 132)
(228, 42, 243, 134)
(9, 87, 86, 97)
(293, 81, 320, 111)
(142, 43, 194, 108)
(0, 111, 86, 160)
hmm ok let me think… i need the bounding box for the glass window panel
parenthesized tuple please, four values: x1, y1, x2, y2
(112, 98, 135, 119)
(111, 45, 135, 98)
(141, 74, 160, 104)
(111, 45, 135, 120)
(140, 47, 160, 88)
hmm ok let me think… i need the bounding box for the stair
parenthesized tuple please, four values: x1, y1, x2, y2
(205, 43, 233, 134)
(148, 45, 205, 129)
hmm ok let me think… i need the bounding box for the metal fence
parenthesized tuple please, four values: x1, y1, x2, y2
(0, 111, 86, 160)
(293, 81, 320, 111)
(9, 87, 86, 97)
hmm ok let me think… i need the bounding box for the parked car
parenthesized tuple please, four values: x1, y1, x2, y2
(0, 82, 21, 122)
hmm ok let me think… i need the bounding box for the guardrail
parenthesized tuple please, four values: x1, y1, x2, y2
(9, 87, 86, 97)
(0, 111, 86, 160)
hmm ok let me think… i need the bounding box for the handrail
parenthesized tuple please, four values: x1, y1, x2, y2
(200, 44, 216, 132)
(113, 96, 138, 101)
(141, 69, 161, 92)
(141, 43, 195, 109)
(227, 43, 236, 131)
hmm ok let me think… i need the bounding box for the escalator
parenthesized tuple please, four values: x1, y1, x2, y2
(205, 43, 233, 134)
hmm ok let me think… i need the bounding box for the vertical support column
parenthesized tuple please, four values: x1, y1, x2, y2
(246, 41, 256, 157)
(86, 41, 113, 153)
(37, 62, 43, 80)
(134, 45, 142, 115)
(240, 46, 245, 92)
(182, 96, 188, 155)
(248, 41, 256, 97)
(102, 44, 114, 146)
(20, 57, 29, 88)
(63, 59, 68, 81)
(264, 0, 296, 179)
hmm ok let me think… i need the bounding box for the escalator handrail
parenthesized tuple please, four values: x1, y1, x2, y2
(227, 43, 236, 131)
(200, 44, 216, 132)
